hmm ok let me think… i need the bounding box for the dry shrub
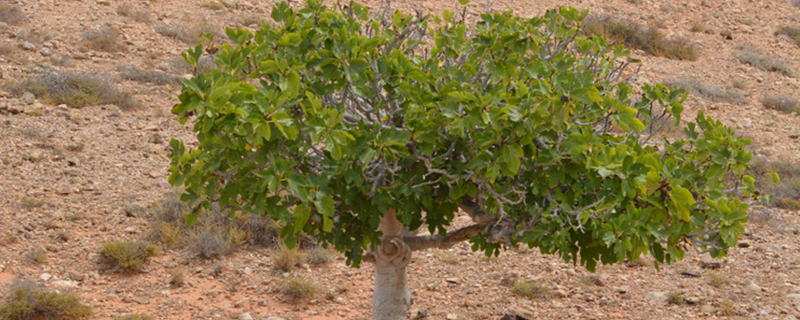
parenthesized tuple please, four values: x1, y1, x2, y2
(776, 26, 800, 46)
(707, 271, 729, 288)
(689, 20, 706, 33)
(100, 241, 159, 272)
(169, 269, 185, 287)
(0, 279, 92, 320)
(662, 77, 746, 103)
(760, 96, 800, 114)
(82, 25, 126, 53)
(116, 4, 151, 23)
(164, 56, 216, 75)
(201, 1, 226, 10)
(7, 71, 139, 109)
(0, 3, 25, 25)
(27, 248, 48, 265)
(154, 19, 220, 44)
(120, 66, 180, 86)
(734, 46, 798, 77)
(272, 244, 306, 271)
(749, 157, 800, 211)
(582, 15, 697, 61)
(511, 280, 553, 299)
(306, 246, 334, 266)
(120, 314, 156, 320)
(280, 277, 316, 300)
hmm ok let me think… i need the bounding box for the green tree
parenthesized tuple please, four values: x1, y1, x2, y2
(169, 1, 769, 319)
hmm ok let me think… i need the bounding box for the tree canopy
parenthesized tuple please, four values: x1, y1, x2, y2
(168, 0, 768, 270)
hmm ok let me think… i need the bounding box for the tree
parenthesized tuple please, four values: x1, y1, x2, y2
(168, 1, 771, 319)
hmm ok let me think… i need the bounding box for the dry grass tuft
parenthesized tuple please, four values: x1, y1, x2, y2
(582, 15, 697, 60)
(760, 96, 800, 114)
(20, 195, 47, 210)
(120, 314, 156, 320)
(667, 291, 685, 304)
(776, 26, 800, 46)
(432, 251, 460, 265)
(27, 247, 48, 265)
(707, 271, 729, 288)
(82, 25, 126, 53)
(272, 244, 307, 272)
(201, 1, 226, 10)
(116, 4, 152, 23)
(749, 157, 800, 211)
(689, 20, 706, 33)
(7, 71, 139, 109)
(155, 19, 220, 44)
(306, 246, 334, 266)
(734, 46, 798, 78)
(100, 241, 159, 272)
(280, 277, 317, 300)
(511, 281, 553, 299)
(120, 66, 180, 86)
(169, 269, 186, 287)
(0, 3, 25, 25)
(662, 77, 746, 103)
(0, 279, 92, 320)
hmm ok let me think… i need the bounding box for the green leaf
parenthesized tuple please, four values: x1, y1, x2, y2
(294, 204, 311, 233)
(669, 187, 695, 221)
(457, 0, 470, 5)
(770, 172, 780, 184)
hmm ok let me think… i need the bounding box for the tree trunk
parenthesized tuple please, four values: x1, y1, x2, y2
(372, 210, 413, 320)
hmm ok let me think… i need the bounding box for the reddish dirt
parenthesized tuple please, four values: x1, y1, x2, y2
(1, 0, 799, 319)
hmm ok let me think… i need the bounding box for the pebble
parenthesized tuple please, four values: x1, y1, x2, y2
(22, 42, 36, 51)
(124, 202, 148, 217)
(238, 313, 253, 320)
(446, 314, 459, 320)
(22, 92, 35, 104)
(647, 291, 668, 302)
(40, 273, 52, 281)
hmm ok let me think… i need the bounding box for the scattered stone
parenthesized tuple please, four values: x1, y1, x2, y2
(22, 42, 36, 51)
(446, 314, 459, 320)
(243, 267, 252, 275)
(685, 296, 702, 305)
(786, 294, 800, 301)
(52, 280, 79, 288)
(647, 291, 668, 302)
(501, 307, 535, 320)
(133, 296, 150, 304)
(233, 298, 249, 308)
(680, 268, 702, 277)
(22, 92, 35, 104)
(737, 241, 751, 248)
(266, 317, 285, 320)
(614, 287, 628, 294)
(746, 282, 764, 295)
(445, 278, 459, 284)
(409, 308, 428, 319)
(124, 202, 148, 217)
(39, 273, 53, 281)
(238, 313, 253, 320)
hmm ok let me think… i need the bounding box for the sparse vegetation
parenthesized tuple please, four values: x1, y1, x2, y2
(169, 269, 185, 287)
(116, 4, 151, 23)
(1, 231, 18, 246)
(280, 277, 317, 300)
(707, 271, 729, 288)
(306, 246, 334, 266)
(511, 281, 553, 299)
(272, 244, 306, 272)
(120, 314, 156, 320)
(733, 46, 798, 78)
(164, 56, 216, 75)
(28, 248, 48, 265)
(100, 241, 159, 272)
(154, 20, 220, 44)
(718, 299, 735, 315)
(201, 1, 226, 10)
(582, 15, 697, 60)
(187, 224, 248, 259)
(579, 274, 604, 286)
(20, 195, 47, 210)
(662, 77, 746, 103)
(667, 291, 684, 304)
(0, 3, 25, 25)
(760, 96, 800, 114)
(689, 20, 706, 33)
(82, 25, 126, 53)
(6, 71, 139, 109)
(57, 231, 73, 242)
(749, 157, 800, 211)
(776, 26, 800, 46)
(0, 279, 92, 320)
(120, 66, 180, 86)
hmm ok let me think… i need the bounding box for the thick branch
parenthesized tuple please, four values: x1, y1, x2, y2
(404, 224, 485, 251)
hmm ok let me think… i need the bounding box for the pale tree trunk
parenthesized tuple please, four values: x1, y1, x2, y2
(372, 210, 412, 320)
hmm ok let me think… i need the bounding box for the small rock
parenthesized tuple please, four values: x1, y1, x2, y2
(786, 294, 800, 301)
(446, 314, 459, 320)
(445, 278, 459, 284)
(22, 92, 35, 104)
(22, 42, 36, 51)
(133, 296, 150, 304)
(233, 298, 249, 308)
(680, 268, 702, 277)
(39, 47, 52, 57)
(52, 280, 79, 288)
(647, 291, 668, 302)
(239, 313, 254, 320)
(243, 267, 252, 275)
(737, 241, 751, 248)
(123, 227, 139, 234)
(40, 273, 52, 281)
(266, 317, 285, 320)
(124, 202, 148, 217)
(684, 296, 702, 305)
(409, 308, 428, 319)
(27, 150, 43, 162)
(745, 282, 764, 295)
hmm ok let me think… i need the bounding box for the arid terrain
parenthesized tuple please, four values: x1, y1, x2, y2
(1, 0, 800, 319)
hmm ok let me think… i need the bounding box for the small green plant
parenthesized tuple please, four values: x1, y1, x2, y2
(7, 71, 139, 109)
(0, 3, 25, 25)
(776, 26, 800, 46)
(432, 251, 460, 265)
(100, 241, 159, 272)
(582, 15, 697, 60)
(511, 281, 552, 299)
(718, 299, 734, 315)
(662, 77, 746, 104)
(20, 195, 47, 210)
(281, 277, 316, 299)
(0, 279, 92, 320)
(689, 20, 706, 33)
(667, 291, 684, 304)
(120, 314, 156, 320)
(169, 269, 185, 287)
(707, 271, 729, 288)
(272, 244, 306, 272)
(28, 248, 48, 265)
(734, 46, 798, 77)
(760, 95, 800, 114)
(82, 25, 126, 52)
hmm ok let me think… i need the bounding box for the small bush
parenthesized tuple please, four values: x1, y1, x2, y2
(734, 47, 798, 77)
(511, 281, 552, 299)
(281, 277, 316, 299)
(718, 299, 734, 315)
(187, 224, 247, 259)
(1, 231, 18, 246)
(707, 271, 729, 288)
(100, 241, 159, 272)
(201, 1, 226, 10)
(154, 20, 220, 44)
(582, 15, 697, 61)
(0, 3, 25, 25)
(20, 195, 47, 210)
(749, 157, 800, 210)
(57, 231, 72, 242)
(7, 71, 139, 109)
(662, 77, 746, 103)
(776, 26, 800, 47)
(0, 279, 92, 320)
(272, 244, 306, 272)
(667, 291, 684, 304)
(579, 274, 604, 286)
(82, 25, 126, 53)
(169, 269, 185, 287)
(164, 56, 216, 75)
(761, 96, 800, 114)
(120, 66, 180, 86)
(689, 20, 706, 33)
(306, 247, 334, 266)
(27, 248, 48, 265)
(116, 4, 151, 23)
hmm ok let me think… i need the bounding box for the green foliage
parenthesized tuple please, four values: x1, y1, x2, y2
(100, 241, 159, 272)
(0, 279, 93, 320)
(169, 1, 758, 270)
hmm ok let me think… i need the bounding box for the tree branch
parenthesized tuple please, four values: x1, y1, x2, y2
(404, 224, 485, 251)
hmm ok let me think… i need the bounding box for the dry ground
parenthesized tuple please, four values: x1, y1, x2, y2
(1, 0, 800, 319)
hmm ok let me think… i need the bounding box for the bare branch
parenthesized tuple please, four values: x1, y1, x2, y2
(404, 224, 485, 251)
